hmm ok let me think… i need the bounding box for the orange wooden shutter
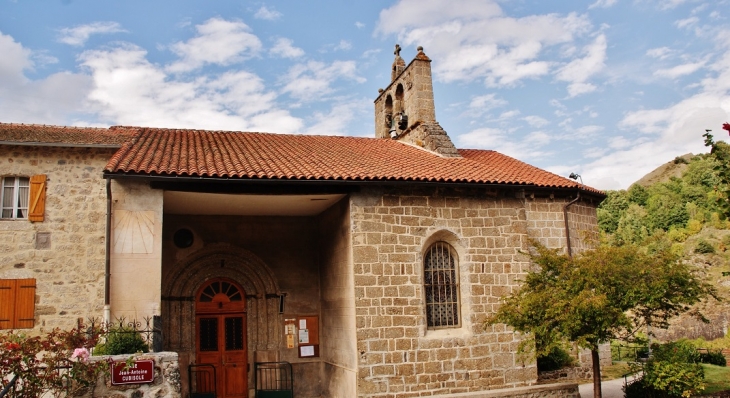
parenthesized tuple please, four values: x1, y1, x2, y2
(0, 279, 36, 329)
(0, 280, 14, 329)
(28, 174, 47, 222)
(14, 279, 36, 329)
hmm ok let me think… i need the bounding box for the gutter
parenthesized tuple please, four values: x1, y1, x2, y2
(104, 177, 112, 323)
(563, 191, 581, 258)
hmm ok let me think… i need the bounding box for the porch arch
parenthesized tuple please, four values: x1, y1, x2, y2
(162, 243, 282, 354)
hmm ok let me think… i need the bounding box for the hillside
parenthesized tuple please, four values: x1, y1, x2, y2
(633, 153, 694, 187)
(598, 151, 730, 343)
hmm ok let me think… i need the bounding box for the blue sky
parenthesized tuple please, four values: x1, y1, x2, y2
(1, 0, 729, 190)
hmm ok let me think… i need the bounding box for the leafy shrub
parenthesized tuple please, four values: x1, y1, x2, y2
(623, 377, 662, 398)
(699, 350, 727, 366)
(651, 340, 700, 364)
(642, 360, 704, 397)
(94, 327, 148, 355)
(537, 346, 575, 372)
(694, 240, 715, 254)
(0, 326, 108, 397)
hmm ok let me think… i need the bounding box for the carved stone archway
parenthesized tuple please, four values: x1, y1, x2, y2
(161, 243, 282, 357)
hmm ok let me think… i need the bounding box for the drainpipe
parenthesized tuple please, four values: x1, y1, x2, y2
(104, 178, 112, 323)
(563, 191, 581, 258)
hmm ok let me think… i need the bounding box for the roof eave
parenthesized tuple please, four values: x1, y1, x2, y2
(103, 171, 605, 198)
(0, 140, 125, 149)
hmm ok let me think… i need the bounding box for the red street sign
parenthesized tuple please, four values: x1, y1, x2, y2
(111, 360, 155, 385)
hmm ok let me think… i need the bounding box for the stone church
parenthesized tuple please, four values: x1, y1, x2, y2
(0, 46, 602, 397)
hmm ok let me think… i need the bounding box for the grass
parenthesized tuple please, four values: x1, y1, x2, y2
(597, 362, 730, 395)
(702, 364, 730, 395)
(601, 362, 632, 380)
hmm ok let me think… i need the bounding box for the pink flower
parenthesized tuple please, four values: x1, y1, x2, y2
(71, 347, 90, 363)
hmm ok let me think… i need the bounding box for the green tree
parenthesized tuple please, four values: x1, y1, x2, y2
(612, 204, 649, 245)
(486, 242, 717, 398)
(597, 190, 630, 233)
(627, 184, 649, 206)
(703, 124, 730, 217)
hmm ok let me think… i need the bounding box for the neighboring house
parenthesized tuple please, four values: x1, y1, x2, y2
(0, 47, 603, 398)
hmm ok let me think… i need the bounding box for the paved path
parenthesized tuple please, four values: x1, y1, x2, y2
(579, 377, 627, 398)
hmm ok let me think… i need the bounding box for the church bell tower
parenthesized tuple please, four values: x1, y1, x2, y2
(374, 44, 460, 158)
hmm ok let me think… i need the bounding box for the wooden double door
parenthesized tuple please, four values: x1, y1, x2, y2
(195, 279, 247, 398)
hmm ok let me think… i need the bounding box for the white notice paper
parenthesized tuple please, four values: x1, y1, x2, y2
(300, 345, 315, 357)
(299, 329, 309, 344)
(299, 319, 307, 329)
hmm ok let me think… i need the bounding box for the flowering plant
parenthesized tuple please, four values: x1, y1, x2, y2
(0, 325, 108, 398)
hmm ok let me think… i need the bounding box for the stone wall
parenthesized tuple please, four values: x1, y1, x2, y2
(350, 186, 600, 397)
(84, 352, 181, 398)
(351, 186, 538, 397)
(0, 145, 114, 333)
(319, 198, 358, 397)
(524, 196, 598, 253)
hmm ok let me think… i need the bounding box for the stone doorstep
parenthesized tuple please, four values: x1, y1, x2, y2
(427, 382, 580, 398)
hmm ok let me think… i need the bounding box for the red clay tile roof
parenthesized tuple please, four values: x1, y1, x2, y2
(0, 123, 138, 147)
(105, 127, 602, 194)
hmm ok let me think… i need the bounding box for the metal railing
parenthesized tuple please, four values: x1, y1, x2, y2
(611, 344, 649, 361)
(254, 361, 293, 398)
(0, 375, 18, 398)
(88, 316, 163, 353)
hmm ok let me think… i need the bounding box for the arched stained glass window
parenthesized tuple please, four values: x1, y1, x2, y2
(424, 242, 460, 329)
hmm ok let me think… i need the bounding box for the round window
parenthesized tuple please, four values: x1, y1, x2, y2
(173, 228, 194, 248)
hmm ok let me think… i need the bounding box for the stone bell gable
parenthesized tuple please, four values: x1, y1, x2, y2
(374, 45, 460, 158)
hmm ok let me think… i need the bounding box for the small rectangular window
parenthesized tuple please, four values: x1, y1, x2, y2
(1, 177, 30, 219)
(0, 278, 36, 330)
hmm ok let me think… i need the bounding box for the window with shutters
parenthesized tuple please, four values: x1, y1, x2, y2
(424, 242, 460, 329)
(0, 279, 36, 329)
(0, 175, 46, 221)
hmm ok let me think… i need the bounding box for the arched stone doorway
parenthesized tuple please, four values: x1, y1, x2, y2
(161, 244, 283, 394)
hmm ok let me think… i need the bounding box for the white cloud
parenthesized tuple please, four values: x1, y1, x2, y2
(0, 32, 92, 124)
(555, 34, 606, 97)
(334, 40, 352, 51)
(608, 135, 632, 149)
(524, 115, 549, 127)
(658, 0, 690, 10)
(456, 127, 553, 161)
(574, 124, 603, 138)
(58, 22, 125, 46)
(646, 47, 674, 60)
(355, 22, 365, 29)
(303, 98, 371, 136)
(254, 6, 282, 21)
(588, 0, 618, 9)
(581, 42, 730, 190)
(270, 38, 304, 58)
(375, 0, 592, 87)
(653, 61, 705, 79)
(79, 42, 302, 132)
(280, 60, 365, 101)
(675, 16, 699, 29)
(462, 94, 507, 117)
(498, 110, 520, 120)
(167, 18, 262, 73)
